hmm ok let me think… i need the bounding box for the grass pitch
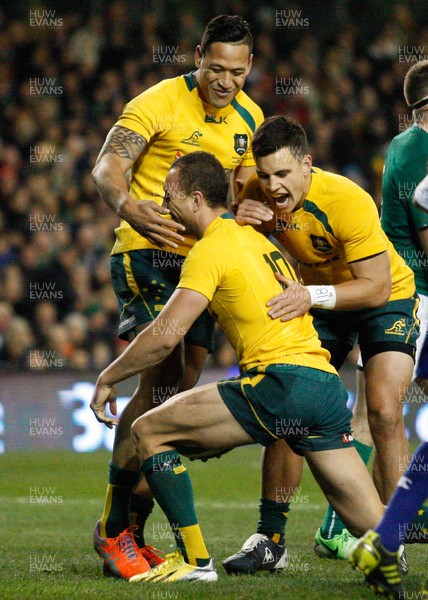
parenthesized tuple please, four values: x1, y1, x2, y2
(1, 447, 426, 599)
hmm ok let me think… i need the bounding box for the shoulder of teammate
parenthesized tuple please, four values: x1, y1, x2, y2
(311, 167, 376, 212)
(233, 89, 264, 130)
(123, 75, 180, 108)
(310, 167, 384, 244)
(115, 75, 181, 140)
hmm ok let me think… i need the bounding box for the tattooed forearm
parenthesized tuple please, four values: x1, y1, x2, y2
(99, 126, 147, 160)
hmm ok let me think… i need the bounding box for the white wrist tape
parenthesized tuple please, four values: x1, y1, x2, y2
(307, 285, 336, 309)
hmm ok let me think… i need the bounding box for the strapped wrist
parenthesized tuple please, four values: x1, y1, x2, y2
(307, 285, 336, 309)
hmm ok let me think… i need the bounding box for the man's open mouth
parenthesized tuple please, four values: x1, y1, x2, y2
(272, 194, 290, 208)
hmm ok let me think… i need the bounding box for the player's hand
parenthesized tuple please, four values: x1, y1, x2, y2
(235, 198, 274, 226)
(90, 379, 119, 429)
(120, 198, 186, 249)
(267, 273, 312, 321)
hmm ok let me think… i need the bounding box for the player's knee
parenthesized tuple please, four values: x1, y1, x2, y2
(368, 407, 403, 441)
(131, 414, 154, 451)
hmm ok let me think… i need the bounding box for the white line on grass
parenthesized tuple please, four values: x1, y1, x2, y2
(6, 497, 321, 510)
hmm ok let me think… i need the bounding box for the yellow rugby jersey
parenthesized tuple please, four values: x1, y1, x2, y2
(177, 213, 337, 374)
(243, 168, 415, 301)
(112, 73, 264, 256)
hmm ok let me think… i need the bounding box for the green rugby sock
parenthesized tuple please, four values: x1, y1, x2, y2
(129, 494, 155, 547)
(320, 439, 372, 539)
(141, 450, 210, 566)
(257, 498, 289, 545)
(100, 461, 140, 538)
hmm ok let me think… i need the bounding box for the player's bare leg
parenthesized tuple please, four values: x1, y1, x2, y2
(112, 342, 185, 471)
(305, 448, 384, 536)
(364, 351, 413, 503)
(128, 340, 208, 506)
(261, 440, 304, 503)
(132, 382, 254, 459)
(180, 343, 208, 391)
(351, 368, 373, 447)
(310, 366, 376, 558)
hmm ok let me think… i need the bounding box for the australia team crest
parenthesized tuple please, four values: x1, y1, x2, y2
(310, 235, 332, 253)
(234, 134, 248, 156)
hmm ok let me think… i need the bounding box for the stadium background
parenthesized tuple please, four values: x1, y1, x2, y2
(0, 0, 427, 453)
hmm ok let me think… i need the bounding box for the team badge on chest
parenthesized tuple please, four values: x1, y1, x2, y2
(310, 235, 332, 253)
(234, 134, 248, 156)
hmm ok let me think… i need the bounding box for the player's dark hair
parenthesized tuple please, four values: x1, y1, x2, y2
(200, 15, 253, 55)
(404, 60, 428, 111)
(172, 151, 229, 208)
(252, 116, 308, 160)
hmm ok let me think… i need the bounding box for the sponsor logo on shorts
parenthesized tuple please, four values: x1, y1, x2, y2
(181, 130, 203, 146)
(385, 319, 406, 335)
(342, 433, 354, 443)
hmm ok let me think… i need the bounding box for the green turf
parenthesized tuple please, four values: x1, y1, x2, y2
(1, 447, 426, 599)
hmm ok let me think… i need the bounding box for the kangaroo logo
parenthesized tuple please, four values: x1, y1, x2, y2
(385, 319, 406, 335)
(181, 130, 203, 146)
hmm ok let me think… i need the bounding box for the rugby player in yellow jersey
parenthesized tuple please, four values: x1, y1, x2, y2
(91, 15, 263, 578)
(225, 115, 418, 573)
(90, 151, 385, 584)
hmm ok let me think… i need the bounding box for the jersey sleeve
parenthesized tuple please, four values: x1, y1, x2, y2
(177, 240, 225, 302)
(115, 79, 174, 142)
(334, 188, 387, 263)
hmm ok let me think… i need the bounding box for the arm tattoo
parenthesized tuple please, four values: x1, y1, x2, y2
(100, 126, 147, 161)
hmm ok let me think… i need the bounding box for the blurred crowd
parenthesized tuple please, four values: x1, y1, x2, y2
(0, 0, 426, 370)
